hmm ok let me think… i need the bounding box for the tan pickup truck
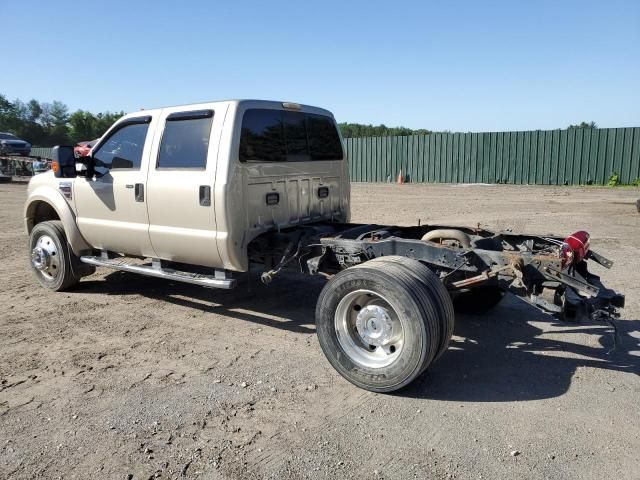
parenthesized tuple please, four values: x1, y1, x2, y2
(24, 99, 624, 392)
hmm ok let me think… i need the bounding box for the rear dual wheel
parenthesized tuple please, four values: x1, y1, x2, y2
(315, 256, 454, 393)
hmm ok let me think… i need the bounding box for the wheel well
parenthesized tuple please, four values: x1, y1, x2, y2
(27, 201, 60, 232)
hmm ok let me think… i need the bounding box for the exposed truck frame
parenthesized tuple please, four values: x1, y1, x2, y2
(247, 220, 623, 391)
(23, 99, 624, 393)
(249, 221, 623, 320)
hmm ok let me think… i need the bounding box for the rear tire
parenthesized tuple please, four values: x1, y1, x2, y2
(361, 256, 455, 362)
(28, 220, 89, 291)
(315, 258, 447, 392)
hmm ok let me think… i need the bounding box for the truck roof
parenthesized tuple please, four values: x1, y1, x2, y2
(128, 99, 335, 120)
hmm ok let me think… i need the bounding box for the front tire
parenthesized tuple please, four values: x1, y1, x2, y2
(315, 258, 449, 393)
(28, 220, 86, 291)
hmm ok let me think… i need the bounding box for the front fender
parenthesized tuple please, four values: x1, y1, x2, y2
(24, 185, 92, 255)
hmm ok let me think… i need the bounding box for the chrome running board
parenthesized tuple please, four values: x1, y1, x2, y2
(79, 255, 236, 289)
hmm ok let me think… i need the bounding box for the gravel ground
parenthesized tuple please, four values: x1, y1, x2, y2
(1, 182, 639, 480)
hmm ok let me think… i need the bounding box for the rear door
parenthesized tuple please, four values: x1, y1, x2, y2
(146, 105, 226, 267)
(74, 115, 157, 256)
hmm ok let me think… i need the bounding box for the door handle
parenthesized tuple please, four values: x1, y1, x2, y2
(134, 183, 144, 202)
(199, 185, 211, 206)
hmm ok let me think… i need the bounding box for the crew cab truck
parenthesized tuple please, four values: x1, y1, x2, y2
(24, 100, 624, 393)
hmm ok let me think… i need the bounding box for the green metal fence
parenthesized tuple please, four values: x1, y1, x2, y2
(345, 127, 640, 185)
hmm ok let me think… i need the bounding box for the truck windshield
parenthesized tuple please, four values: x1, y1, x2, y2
(239, 109, 343, 162)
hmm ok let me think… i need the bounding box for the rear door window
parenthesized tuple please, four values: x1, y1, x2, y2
(239, 109, 343, 162)
(157, 110, 214, 169)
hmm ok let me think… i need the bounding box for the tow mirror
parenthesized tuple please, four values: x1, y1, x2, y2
(51, 146, 77, 178)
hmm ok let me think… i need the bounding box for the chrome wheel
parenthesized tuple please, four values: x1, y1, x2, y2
(334, 289, 404, 368)
(31, 234, 60, 280)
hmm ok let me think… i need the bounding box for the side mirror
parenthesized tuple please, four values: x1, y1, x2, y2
(51, 146, 77, 178)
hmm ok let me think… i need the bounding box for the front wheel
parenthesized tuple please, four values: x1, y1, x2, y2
(28, 220, 88, 291)
(315, 258, 450, 393)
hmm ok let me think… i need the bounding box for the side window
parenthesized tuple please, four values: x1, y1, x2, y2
(157, 110, 214, 169)
(93, 122, 150, 170)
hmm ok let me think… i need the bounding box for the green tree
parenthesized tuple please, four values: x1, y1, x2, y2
(27, 99, 43, 123)
(68, 110, 98, 143)
(338, 122, 433, 138)
(1, 92, 128, 146)
(0, 94, 18, 132)
(12, 99, 46, 144)
(40, 101, 70, 144)
(568, 121, 597, 129)
(94, 111, 125, 138)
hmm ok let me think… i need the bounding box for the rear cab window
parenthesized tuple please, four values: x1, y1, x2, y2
(239, 109, 343, 162)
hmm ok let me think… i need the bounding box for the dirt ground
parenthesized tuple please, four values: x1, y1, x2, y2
(1, 182, 639, 480)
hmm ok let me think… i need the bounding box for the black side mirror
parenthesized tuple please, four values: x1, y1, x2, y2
(77, 154, 95, 176)
(51, 146, 77, 178)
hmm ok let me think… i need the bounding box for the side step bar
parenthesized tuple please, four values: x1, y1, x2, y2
(79, 256, 236, 289)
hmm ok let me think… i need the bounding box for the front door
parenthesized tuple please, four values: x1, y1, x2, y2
(74, 116, 157, 257)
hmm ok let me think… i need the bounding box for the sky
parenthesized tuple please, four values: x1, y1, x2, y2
(2, 0, 639, 132)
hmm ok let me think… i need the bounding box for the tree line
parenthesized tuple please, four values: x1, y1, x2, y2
(338, 122, 433, 138)
(0, 93, 599, 145)
(0, 93, 124, 146)
(340, 121, 597, 138)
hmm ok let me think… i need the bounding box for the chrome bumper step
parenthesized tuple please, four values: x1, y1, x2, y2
(79, 256, 236, 289)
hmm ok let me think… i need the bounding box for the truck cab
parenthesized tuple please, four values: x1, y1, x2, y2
(26, 100, 350, 273)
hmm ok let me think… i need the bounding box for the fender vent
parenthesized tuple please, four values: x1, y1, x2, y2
(58, 182, 72, 199)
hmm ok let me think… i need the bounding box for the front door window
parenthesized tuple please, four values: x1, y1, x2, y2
(93, 123, 149, 174)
